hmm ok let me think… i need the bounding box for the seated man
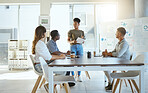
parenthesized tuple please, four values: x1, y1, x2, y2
(46, 30, 70, 55)
(102, 27, 131, 91)
(46, 30, 75, 87)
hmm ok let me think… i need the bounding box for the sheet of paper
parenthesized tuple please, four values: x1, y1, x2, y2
(76, 37, 84, 44)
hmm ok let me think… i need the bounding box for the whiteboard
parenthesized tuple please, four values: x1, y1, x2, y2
(100, 17, 148, 53)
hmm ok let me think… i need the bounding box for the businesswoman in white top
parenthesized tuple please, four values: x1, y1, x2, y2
(32, 26, 66, 75)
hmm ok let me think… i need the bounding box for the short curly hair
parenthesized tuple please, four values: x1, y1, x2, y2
(50, 30, 59, 39)
(117, 27, 126, 36)
(73, 18, 81, 24)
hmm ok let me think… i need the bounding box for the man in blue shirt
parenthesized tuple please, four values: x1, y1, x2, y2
(46, 30, 75, 87)
(47, 30, 70, 55)
(102, 27, 131, 91)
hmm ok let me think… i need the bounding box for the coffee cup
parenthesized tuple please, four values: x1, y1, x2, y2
(70, 52, 75, 58)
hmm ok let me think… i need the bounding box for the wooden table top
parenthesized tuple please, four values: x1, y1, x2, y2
(47, 56, 144, 67)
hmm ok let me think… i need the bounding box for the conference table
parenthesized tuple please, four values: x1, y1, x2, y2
(47, 56, 145, 93)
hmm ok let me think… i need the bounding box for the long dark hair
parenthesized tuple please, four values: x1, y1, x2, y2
(32, 26, 46, 54)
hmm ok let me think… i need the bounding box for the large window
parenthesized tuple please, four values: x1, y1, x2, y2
(0, 5, 40, 65)
(50, 5, 70, 52)
(19, 5, 40, 53)
(50, 3, 117, 53)
(50, 4, 95, 52)
(73, 5, 95, 52)
(96, 4, 117, 22)
(96, 4, 117, 52)
(0, 5, 19, 65)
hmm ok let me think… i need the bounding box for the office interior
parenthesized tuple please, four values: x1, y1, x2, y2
(0, 0, 148, 93)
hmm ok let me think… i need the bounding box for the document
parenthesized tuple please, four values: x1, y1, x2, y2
(76, 37, 84, 44)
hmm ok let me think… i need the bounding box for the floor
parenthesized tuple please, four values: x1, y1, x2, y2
(0, 66, 148, 93)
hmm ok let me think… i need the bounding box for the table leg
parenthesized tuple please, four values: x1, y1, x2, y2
(139, 68, 145, 93)
(49, 69, 53, 93)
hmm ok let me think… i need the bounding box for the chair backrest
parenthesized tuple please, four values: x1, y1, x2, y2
(30, 55, 42, 75)
(130, 52, 136, 61)
(131, 54, 145, 63)
(30, 55, 36, 66)
(130, 55, 132, 60)
(39, 57, 49, 81)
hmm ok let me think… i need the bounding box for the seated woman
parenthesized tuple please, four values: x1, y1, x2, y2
(32, 26, 66, 75)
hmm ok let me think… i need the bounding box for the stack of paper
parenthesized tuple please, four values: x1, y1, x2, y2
(76, 37, 85, 44)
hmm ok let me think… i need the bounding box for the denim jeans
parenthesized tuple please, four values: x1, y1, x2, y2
(71, 44, 83, 76)
(71, 44, 83, 56)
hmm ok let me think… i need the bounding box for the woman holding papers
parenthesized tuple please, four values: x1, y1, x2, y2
(68, 18, 85, 82)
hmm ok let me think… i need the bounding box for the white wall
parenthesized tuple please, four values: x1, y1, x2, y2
(3, 0, 148, 20)
(0, 0, 117, 16)
(0, 0, 117, 3)
(118, 0, 134, 19)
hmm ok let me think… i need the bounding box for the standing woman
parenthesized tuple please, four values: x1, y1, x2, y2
(68, 18, 85, 82)
(32, 26, 65, 74)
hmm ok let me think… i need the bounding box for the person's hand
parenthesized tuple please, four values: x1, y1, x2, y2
(74, 40, 77, 44)
(102, 51, 106, 57)
(105, 49, 108, 53)
(108, 52, 112, 57)
(66, 50, 71, 55)
(103, 52, 108, 57)
(102, 49, 108, 57)
(59, 54, 66, 59)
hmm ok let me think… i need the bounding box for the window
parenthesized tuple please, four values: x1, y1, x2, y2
(0, 5, 40, 65)
(50, 3, 117, 53)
